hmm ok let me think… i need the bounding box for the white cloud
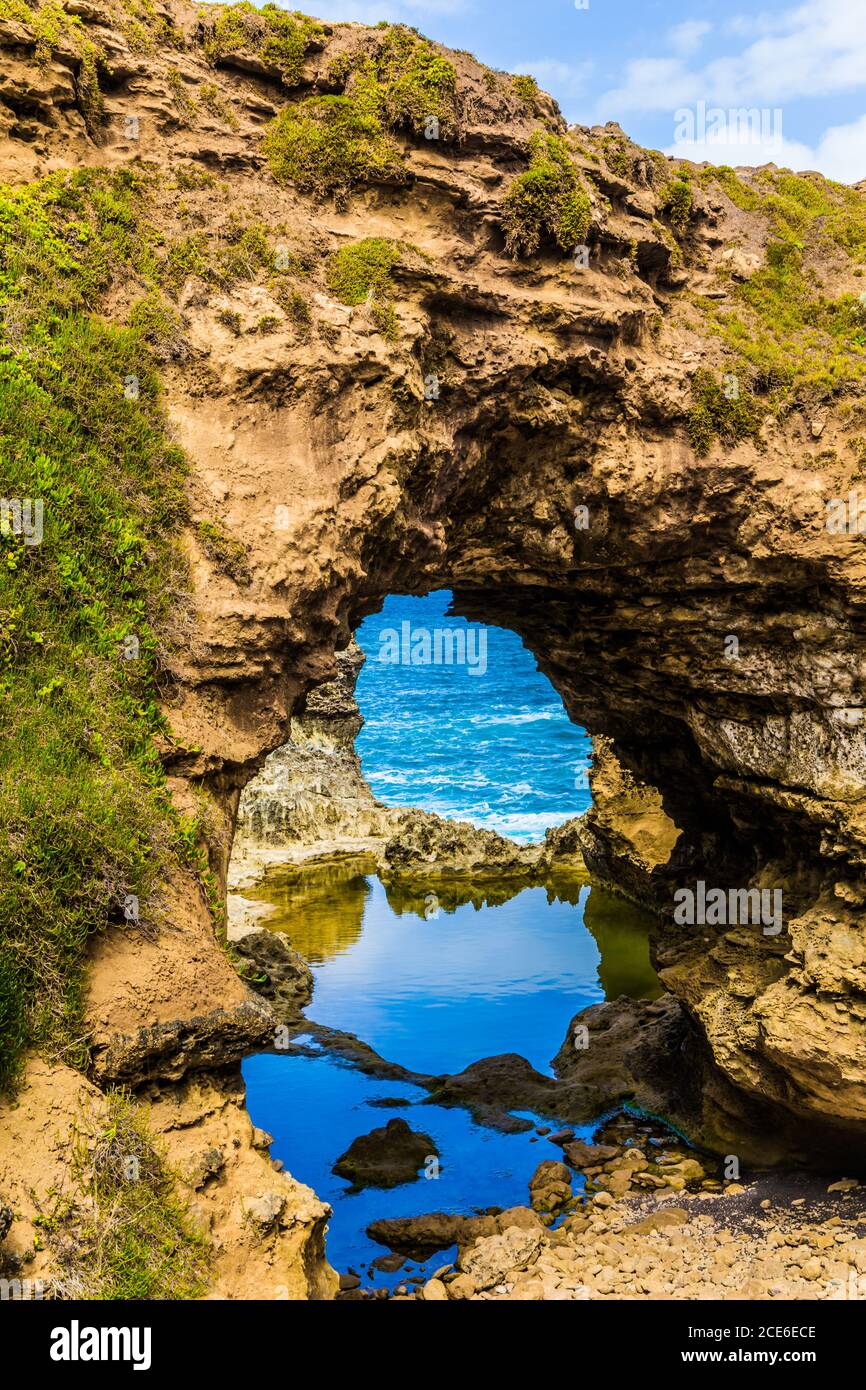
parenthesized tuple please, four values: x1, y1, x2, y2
(669, 20, 712, 57)
(599, 0, 866, 184)
(515, 58, 594, 97)
(601, 0, 866, 111)
(665, 112, 866, 184)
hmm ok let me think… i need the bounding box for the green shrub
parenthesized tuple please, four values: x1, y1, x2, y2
(512, 74, 540, 111)
(166, 66, 197, 121)
(202, 3, 323, 86)
(502, 132, 591, 257)
(326, 238, 401, 339)
(271, 280, 310, 330)
(262, 94, 402, 199)
(686, 368, 765, 455)
(335, 25, 458, 140)
(661, 172, 693, 235)
(77, 41, 105, 136)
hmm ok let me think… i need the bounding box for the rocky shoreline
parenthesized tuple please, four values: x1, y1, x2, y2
(336, 1112, 866, 1301)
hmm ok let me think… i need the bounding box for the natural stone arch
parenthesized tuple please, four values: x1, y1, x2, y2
(8, 1, 853, 1164)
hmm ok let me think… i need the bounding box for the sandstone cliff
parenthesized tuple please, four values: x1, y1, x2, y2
(3, 0, 866, 1296)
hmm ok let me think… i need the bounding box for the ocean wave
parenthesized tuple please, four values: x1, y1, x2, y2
(473, 809, 587, 842)
(466, 708, 564, 727)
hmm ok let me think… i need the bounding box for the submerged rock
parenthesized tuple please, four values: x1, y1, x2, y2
(425, 1052, 603, 1130)
(333, 1117, 439, 1189)
(367, 1205, 543, 1257)
(529, 1160, 573, 1218)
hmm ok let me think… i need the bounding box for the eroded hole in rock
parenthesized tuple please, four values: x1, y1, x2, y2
(225, 591, 715, 1290)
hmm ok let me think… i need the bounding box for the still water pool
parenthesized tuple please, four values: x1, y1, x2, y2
(242, 860, 661, 1286)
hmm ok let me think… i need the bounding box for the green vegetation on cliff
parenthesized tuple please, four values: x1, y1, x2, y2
(262, 24, 457, 197)
(702, 169, 866, 391)
(326, 237, 401, 338)
(37, 1090, 208, 1298)
(0, 169, 191, 1090)
(0, 0, 108, 132)
(502, 132, 591, 258)
(328, 25, 458, 138)
(201, 2, 323, 84)
(686, 369, 766, 456)
(263, 94, 402, 198)
(686, 166, 866, 449)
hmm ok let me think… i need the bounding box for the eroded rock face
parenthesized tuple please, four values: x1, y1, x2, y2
(3, 1, 866, 1282)
(566, 741, 866, 1163)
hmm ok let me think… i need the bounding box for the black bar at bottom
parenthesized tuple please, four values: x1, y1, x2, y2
(5, 1296, 858, 1375)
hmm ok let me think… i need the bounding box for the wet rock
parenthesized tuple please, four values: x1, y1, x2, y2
(552, 994, 696, 1124)
(227, 924, 314, 1019)
(367, 1205, 542, 1257)
(529, 1160, 573, 1217)
(371, 1252, 405, 1273)
(333, 1117, 438, 1189)
(425, 1053, 598, 1130)
(562, 1139, 620, 1168)
(545, 1128, 575, 1146)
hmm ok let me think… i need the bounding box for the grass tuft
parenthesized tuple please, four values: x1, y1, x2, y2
(262, 94, 402, 199)
(502, 132, 591, 258)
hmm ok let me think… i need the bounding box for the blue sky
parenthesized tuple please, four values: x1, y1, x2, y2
(299, 0, 866, 182)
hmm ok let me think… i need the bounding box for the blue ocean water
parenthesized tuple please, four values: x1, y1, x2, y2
(354, 590, 591, 842)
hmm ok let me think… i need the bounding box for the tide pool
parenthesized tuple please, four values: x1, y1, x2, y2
(243, 865, 661, 1285)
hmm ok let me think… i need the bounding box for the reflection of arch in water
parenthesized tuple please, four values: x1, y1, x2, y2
(581, 885, 662, 1002)
(245, 856, 373, 965)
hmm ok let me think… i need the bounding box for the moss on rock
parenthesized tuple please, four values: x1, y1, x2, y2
(262, 94, 402, 200)
(502, 132, 591, 258)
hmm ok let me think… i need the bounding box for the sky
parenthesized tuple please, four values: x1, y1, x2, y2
(298, 0, 866, 183)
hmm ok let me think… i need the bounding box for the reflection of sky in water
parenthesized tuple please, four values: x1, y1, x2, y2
(244, 1048, 598, 1288)
(354, 591, 592, 843)
(243, 873, 660, 1286)
(303, 878, 602, 1076)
